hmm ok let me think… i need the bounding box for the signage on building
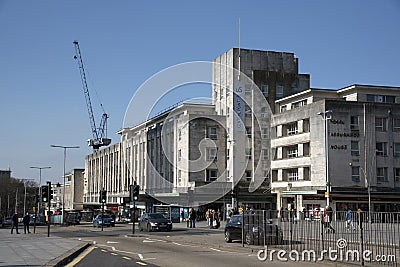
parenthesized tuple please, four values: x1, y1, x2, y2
(233, 79, 245, 132)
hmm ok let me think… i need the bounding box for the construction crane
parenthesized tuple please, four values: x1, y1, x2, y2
(73, 40, 111, 150)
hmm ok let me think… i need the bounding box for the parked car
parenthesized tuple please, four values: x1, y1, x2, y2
(138, 213, 172, 232)
(29, 215, 46, 226)
(93, 214, 115, 228)
(2, 217, 13, 228)
(66, 212, 80, 225)
(224, 215, 283, 245)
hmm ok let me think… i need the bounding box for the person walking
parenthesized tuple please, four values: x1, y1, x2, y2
(23, 212, 31, 234)
(11, 212, 20, 234)
(323, 206, 335, 234)
(346, 208, 355, 230)
(189, 208, 196, 228)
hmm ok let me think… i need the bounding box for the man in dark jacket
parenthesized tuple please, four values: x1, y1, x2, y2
(23, 212, 31, 234)
(11, 212, 20, 234)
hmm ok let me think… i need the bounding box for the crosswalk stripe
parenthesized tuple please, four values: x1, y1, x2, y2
(136, 262, 147, 266)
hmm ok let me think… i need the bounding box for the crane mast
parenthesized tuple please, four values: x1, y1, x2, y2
(73, 40, 111, 150)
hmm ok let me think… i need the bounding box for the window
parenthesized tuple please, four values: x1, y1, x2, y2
(377, 167, 388, 182)
(227, 149, 230, 160)
(207, 127, 217, 139)
(206, 169, 218, 182)
(351, 167, 360, 182)
(263, 170, 269, 183)
(303, 167, 310, 181)
(375, 117, 387, 131)
(287, 122, 298, 136)
(246, 127, 252, 138)
(292, 100, 307, 109)
(367, 94, 395, 103)
(262, 149, 269, 160)
(246, 148, 252, 159)
(350, 116, 359, 131)
(261, 84, 268, 97)
(351, 141, 360, 156)
(287, 145, 298, 158)
(303, 119, 310, 133)
(303, 143, 310, 156)
(245, 105, 252, 117)
(206, 148, 218, 161)
(276, 85, 284, 99)
(271, 170, 278, 182)
(394, 118, 400, 132)
(262, 128, 268, 138)
(394, 143, 400, 157)
(376, 142, 388, 156)
(395, 168, 400, 183)
(245, 170, 252, 181)
(280, 105, 287, 112)
(261, 107, 268, 117)
(178, 170, 182, 183)
(178, 149, 182, 161)
(245, 83, 252, 95)
(287, 169, 298, 181)
(178, 129, 182, 140)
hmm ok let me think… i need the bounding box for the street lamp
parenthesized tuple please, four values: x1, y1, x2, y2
(30, 166, 51, 215)
(318, 110, 332, 207)
(349, 163, 371, 224)
(51, 145, 79, 225)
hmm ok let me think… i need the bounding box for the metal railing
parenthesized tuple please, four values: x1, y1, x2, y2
(242, 210, 400, 266)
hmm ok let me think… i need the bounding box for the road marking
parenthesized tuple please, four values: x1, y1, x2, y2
(143, 240, 156, 243)
(101, 249, 107, 252)
(122, 256, 131, 260)
(107, 241, 120, 244)
(136, 262, 147, 266)
(138, 254, 144, 259)
(209, 248, 222, 252)
(111, 252, 118, 256)
(65, 246, 96, 267)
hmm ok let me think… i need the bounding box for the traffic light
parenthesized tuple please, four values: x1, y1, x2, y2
(41, 185, 49, 202)
(35, 194, 39, 204)
(47, 181, 53, 200)
(99, 190, 107, 204)
(130, 184, 140, 201)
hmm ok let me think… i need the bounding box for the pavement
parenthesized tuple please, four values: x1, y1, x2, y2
(0, 226, 89, 266)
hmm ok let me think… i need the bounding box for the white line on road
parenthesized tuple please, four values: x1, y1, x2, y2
(138, 254, 144, 260)
(209, 248, 222, 252)
(107, 241, 120, 244)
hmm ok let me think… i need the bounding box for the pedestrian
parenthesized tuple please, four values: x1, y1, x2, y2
(181, 210, 185, 222)
(189, 208, 196, 228)
(323, 206, 335, 234)
(23, 212, 31, 234)
(11, 212, 20, 234)
(205, 209, 210, 226)
(212, 210, 220, 229)
(346, 208, 355, 230)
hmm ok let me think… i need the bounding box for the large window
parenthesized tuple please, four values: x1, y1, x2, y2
(287, 145, 298, 158)
(206, 148, 218, 161)
(206, 169, 218, 182)
(303, 167, 310, 181)
(375, 117, 388, 132)
(276, 85, 284, 99)
(292, 99, 307, 109)
(394, 118, 400, 132)
(207, 127, 217, 139)
(395, 168, 400, 183)
(350, 116, 359, 132)
(287, 123, 298, 136)
(351, 166, 360, 182)
(394, 143, 400, 157)
(377, 167, 388, 182)
(367, 94, 395, 103)
(376, 142, 388, 156)
(351, 141, 360, 156)
(261, 84, 268, 97)
(287, 169, 298, 181)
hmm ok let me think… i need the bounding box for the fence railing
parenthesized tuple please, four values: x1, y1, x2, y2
(241, 210, 400, 266)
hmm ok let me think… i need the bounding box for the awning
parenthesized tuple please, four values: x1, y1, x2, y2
(281, 190, 319, 195)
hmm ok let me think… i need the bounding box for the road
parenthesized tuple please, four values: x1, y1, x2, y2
(49, 222, 307, 267)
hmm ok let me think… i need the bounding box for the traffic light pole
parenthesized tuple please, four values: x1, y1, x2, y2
(132, 200, 135, 234)
(47, 182, 51, 237)
(101, 202, 104, 232)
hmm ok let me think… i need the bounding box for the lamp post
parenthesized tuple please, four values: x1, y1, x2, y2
(318, 110, 332, 207)
(21, 178, 35, 214)
(30, 166, 51, 215)
(349, 163, 371, 224)
(51, 145, 79, 225)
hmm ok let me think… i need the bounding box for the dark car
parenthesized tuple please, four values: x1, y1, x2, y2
(2, 217, 13, 228)
(93, 214, 115, 228)
(224, 215, 283, 245)
(138, 213, 172, 232)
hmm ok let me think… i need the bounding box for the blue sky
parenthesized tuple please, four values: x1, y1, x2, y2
(0, 0, 399, 184)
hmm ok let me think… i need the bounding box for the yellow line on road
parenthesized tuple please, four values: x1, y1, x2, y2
(65, 246, 96, 267)
(122, 256, 131, 260)
(136, 262, 147, 266)
(110, 252, 118, 256)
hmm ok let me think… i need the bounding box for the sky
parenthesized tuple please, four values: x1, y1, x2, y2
(0, 0, 399, 185)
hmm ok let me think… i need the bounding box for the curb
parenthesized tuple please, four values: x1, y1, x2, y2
(45, 242, 91, 267)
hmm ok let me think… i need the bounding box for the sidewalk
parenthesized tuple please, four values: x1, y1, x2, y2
(0, 227, 89, 266)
